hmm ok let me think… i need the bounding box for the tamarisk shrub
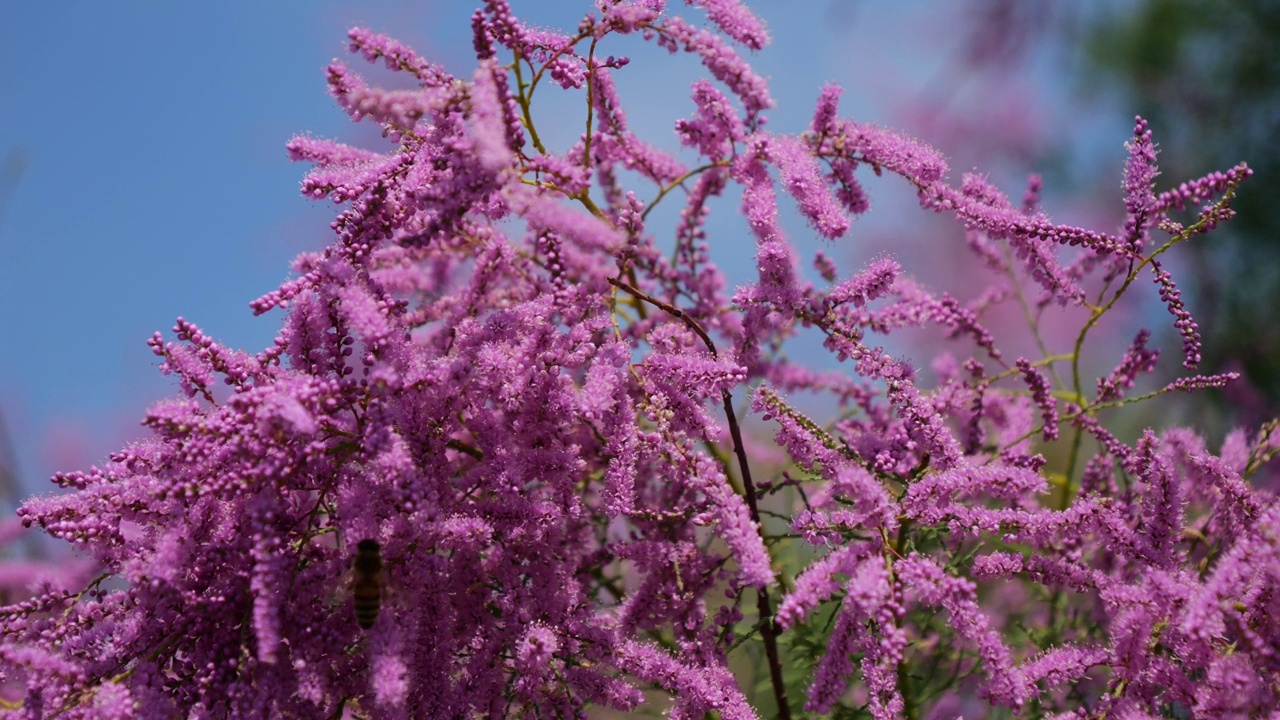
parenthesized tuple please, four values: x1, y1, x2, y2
(4, 1, 1277, 717)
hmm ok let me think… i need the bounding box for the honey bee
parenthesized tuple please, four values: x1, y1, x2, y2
(351, 538, 383, 630)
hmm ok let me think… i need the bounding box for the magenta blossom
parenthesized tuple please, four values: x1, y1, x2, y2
(4, 1, 1274, 718)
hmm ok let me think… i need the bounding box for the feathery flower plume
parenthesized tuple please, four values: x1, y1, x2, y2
(4, 1, 1271, 717)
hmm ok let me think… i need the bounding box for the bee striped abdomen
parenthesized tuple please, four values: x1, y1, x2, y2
(351, 539, 383, 630)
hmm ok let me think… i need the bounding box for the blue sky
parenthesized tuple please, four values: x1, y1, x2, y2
(0, 1, 1129, 504)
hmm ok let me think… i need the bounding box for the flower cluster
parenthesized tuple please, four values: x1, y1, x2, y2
(3, 0, 1275, 718)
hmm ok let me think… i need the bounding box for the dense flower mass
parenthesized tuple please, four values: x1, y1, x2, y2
(3, 0, 1276, 717)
